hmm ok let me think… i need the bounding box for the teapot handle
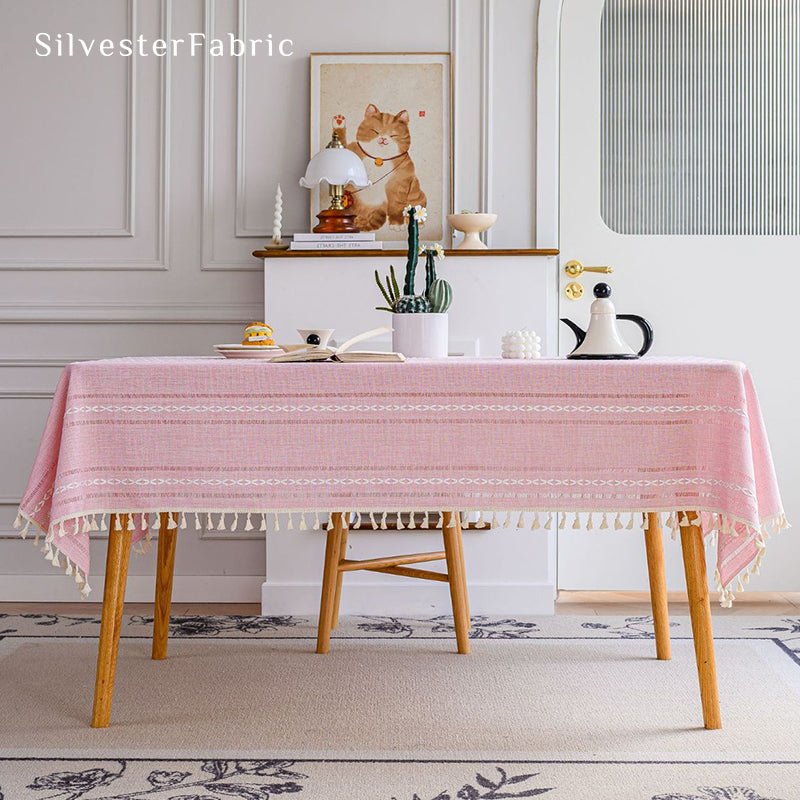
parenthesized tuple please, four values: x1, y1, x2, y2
(615, 314, 654, 357)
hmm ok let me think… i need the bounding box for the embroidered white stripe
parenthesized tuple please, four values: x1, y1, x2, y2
(64, 402, 746, 416)
(50, 474, 757, 498)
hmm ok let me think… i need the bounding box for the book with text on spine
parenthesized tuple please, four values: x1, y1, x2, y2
(293, 232, 376, 242)
(289, 240, 383, 251)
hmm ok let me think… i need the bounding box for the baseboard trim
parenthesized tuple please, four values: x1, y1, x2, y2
(261, 581, 556, 616)
(0, 575, 555, 612)
(0, 575, 263, 603)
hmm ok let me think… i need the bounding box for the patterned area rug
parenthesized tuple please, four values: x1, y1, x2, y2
(1, 613, 800, 799)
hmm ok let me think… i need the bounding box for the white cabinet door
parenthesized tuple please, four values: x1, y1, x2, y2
(557, 0, 799, 590)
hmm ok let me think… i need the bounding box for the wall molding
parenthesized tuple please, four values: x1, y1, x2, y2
(200, 0, 219, 268)
(234, 0, 255, 239)
(0, 0, 136, 239)
(201, 0, 295, 269)
(0, 390, 54, 400)
(200, 0, 255, 269)
(536, 0, 562, 249)
(449, 0, 459, 242)
(0, 358, 85, 368)
(233, 1, 305, 242)
(0, 0, 171, 270)
(480, 0, 495, 248)
(0, 300, 263, 324)
(0, 574, 264, 603)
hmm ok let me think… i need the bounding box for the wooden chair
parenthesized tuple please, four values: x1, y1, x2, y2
(315, 511, 471, 655)
(311, 510, 670, 663)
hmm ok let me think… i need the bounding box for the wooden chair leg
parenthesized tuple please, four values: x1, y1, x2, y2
(316, 513, 344, 654)
(680, 511, 721, 729)
(91, 513, 132, 728)
(644, 512, 671, 660)
(152, 512, 178, 660)
(442, 511, 470, 654)
(331, 521, 349, 630)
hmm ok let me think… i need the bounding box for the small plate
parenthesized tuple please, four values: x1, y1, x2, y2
(214, 344, 283, 359)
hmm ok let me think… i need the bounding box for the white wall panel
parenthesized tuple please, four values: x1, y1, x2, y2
(0, 0, 168, 268)
(0, 0, 133, 236)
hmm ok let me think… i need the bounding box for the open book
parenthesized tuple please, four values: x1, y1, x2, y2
(269, 326, 405, 363)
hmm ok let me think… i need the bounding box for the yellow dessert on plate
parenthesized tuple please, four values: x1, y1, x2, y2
(241, 322, 275, 346)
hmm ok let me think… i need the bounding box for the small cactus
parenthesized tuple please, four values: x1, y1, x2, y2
(402, 205, 424, 297)
(394, 294, 431, 313)
(427, 278, 452, 313)
(375, 265, 401, 312)
(424, 251, 437, 293)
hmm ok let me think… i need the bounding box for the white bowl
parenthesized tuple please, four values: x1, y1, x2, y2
(297, 328, 334, 347)
(447, 213, 498, 250)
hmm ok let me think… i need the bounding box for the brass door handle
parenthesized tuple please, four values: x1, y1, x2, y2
(564, 259, 614, 278)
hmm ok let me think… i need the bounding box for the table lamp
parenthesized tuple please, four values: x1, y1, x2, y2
(299, 131, 370, 233)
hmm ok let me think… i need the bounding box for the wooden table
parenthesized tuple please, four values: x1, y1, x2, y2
(18, 357, 783, 731)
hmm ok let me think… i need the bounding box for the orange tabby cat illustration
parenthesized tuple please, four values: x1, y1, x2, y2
(334, 105, 427, 231)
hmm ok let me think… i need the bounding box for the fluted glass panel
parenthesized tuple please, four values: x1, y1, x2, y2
(601, 0, 800, 235)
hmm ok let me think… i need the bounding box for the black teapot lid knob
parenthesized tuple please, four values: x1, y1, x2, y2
(593, 282, 612, 298)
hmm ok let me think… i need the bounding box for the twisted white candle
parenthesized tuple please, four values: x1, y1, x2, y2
(271, 183, 283, 244)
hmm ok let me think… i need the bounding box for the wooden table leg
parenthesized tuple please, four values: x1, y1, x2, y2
(455, 516, 471, 629)
(152, 512, 178, 660)
(316, 513, 344, 654)
(91, 513, 132, 728)
(442, 511, 470, 655)
(330, 518, 349, 630)
(644, 512, 671, 660)
(680, 511, 722, 729)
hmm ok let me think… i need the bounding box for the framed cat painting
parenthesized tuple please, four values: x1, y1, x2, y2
(309, 52, 453, 246)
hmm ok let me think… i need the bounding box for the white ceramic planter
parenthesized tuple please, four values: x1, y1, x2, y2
(392, 313, 448, 358)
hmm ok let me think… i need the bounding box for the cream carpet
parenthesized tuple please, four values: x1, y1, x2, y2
(1, 613, 799, 798)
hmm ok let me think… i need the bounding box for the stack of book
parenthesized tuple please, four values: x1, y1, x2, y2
(289, 232, 381, 251)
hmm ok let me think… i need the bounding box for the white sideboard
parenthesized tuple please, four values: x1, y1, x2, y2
(256, 248, 560, 617)
(259, 249, 559, 357)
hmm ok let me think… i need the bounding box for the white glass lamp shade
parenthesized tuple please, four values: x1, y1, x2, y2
(299, 147, 370, 189)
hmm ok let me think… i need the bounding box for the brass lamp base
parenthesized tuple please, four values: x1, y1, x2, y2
(313, 207, 360, 234)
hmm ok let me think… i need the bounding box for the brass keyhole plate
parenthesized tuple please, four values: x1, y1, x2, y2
(565, 281, 584, 300)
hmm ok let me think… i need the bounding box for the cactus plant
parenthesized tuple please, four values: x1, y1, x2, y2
(427, 277, 452, 313)
(374, 265, 401, 312)
(390, 205, 431, 313)
(373, 208, 453, 316)
(424, 250, 437, 294)
(402, 206, 422, 295)
(395, 294, 431, 313)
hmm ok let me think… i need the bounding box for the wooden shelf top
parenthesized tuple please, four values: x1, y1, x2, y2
(253, 247, 559, 259)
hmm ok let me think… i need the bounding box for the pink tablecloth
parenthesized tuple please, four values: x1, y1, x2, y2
(16, 357, 786, 604)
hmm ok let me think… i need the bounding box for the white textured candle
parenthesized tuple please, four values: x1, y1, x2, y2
(501, 330, 541, 359)
(271, 183, 283, 245)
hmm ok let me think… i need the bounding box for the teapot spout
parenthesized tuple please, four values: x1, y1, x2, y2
(560, 318, 586, 348)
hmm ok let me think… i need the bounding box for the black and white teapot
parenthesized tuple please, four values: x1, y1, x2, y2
(560, 283, 653, 359)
